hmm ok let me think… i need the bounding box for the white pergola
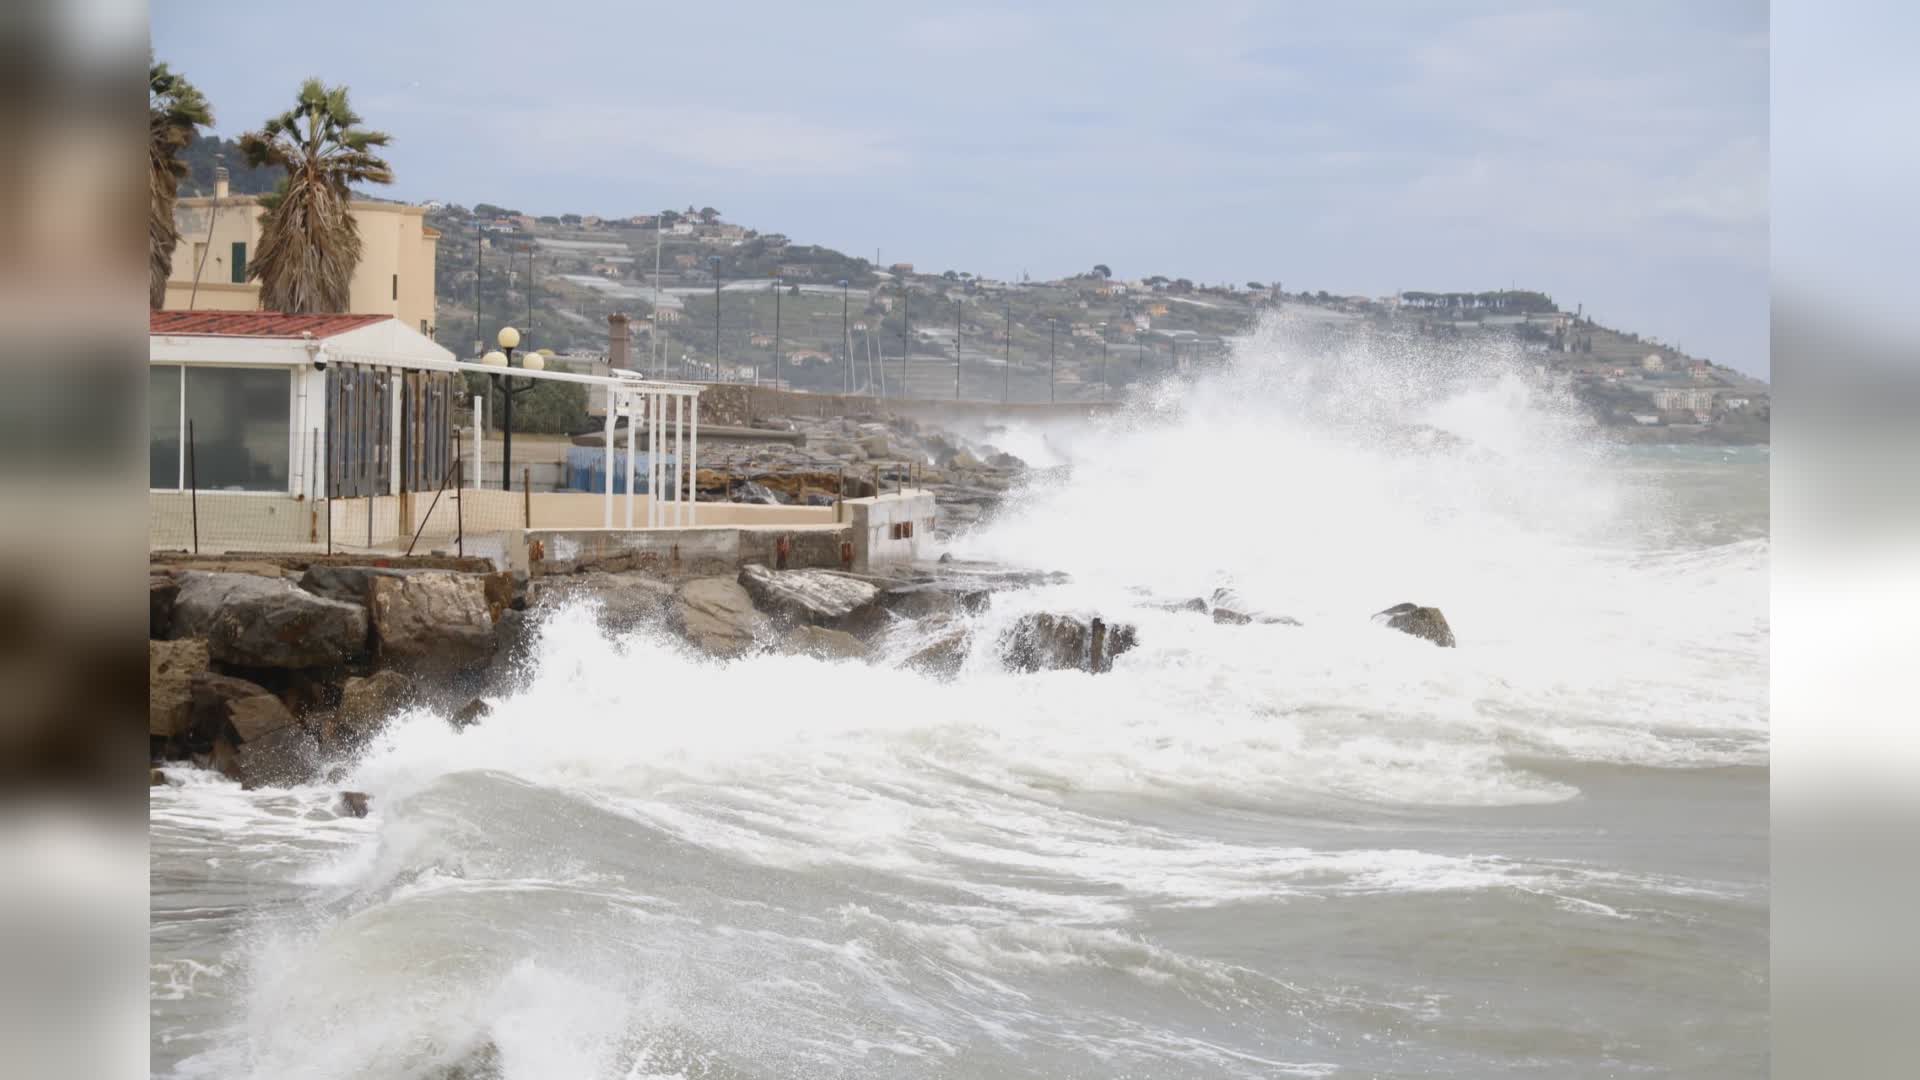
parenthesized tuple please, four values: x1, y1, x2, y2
(439, 360, 701, 529)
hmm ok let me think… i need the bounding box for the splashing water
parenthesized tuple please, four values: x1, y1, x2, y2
(151, 311, 1768, 1079)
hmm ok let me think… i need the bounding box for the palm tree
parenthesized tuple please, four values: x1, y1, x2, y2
(239, 79, 392, 313)
(149, 59, 213, 308)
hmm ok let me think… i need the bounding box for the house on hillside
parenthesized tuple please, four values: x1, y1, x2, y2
(889, 262, 914, 274)
(1642, 353, 1666, 372)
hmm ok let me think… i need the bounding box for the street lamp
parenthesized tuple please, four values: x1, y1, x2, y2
(772, 275, 783, 393)
(711, 256, 722, 383)
(484, 325, 543, 491)
(840, 279, 851, 396)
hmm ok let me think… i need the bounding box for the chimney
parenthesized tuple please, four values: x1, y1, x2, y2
(213, 165, 229, 201)
(607, 312, 630, 370)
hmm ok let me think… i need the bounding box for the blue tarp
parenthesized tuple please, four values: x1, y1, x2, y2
(563, 445, 678, 493)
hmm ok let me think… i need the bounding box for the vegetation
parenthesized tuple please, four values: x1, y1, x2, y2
(240, 79, 394, 313)
(149, 59, 213, 307)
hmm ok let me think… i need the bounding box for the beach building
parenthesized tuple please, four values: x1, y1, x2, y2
(163, 172, 440, 337)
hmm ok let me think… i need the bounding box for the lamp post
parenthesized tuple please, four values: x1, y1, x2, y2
(524, 245, 536, 351)
(481, 326, 545, 491)
(1102, 334, 1108, 400)
(954, 299, 962, 401)
(899, 281, 910, 401)
(1004, 298, 1011, 404)
(840, 279, 851, 395)
(1048, 319, 1056, 404)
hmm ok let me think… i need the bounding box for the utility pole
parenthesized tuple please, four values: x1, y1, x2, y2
(1049, 319, 1056, 404)
(653, 216, 663, 374)
(900, 281, 910, 401)
(1102, 337, 1108, 400)
(841, 279, 851, 395)
(772, 276, 782, 394)
(954, 299, 962, 401)
(473, 232, 483, 359)
(1003, 298, 1012, 404)
(712, 257, 722, 383)
(525, 244, 535, 352)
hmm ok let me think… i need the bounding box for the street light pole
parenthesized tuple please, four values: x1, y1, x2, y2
(1049, 319, 1056, 404)
(954, 299, 962, 401)
(840, 279, 850, 396)
(1102, 337, 1108, 400)
(772, 276, 783, 394)
(482, 326, 544, 492)
(524, 245, 535, 351)
(712, 256, 722, 383)
(1004, 298, 1011, 404)
(900, 281, 910, 401)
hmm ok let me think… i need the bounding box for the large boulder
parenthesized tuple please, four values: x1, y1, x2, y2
(738, 565, 882, 632)
(999, 613, 1137, 674)
(298, 564, 409, 606)
(369, 572, 497, 676)
(185, 671, 318, 787)
(1374, 603, 1456, 648)
(528, 572, 675, 632)
(881, 582, 991, 620)
(232, 724, 320, 789)
(187, 671, 279, 745)
(671, 577, 768, 657)
(329, 670, 413, 746)
(173, 572, 368, 669)
(904, 623, 971, 678)
(1208, 588, 1302, 627)
(149, 638, 209, 738)
(780, 625, 870, 661)
(150, 573, 179, 638)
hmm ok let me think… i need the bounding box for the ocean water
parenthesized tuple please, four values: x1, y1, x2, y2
(150, 317, 1768, 1078)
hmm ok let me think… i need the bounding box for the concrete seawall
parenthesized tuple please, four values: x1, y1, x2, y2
(690, 384, 1118, 428)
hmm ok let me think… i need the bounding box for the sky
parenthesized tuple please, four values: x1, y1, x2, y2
(152, 0, 1769, 376)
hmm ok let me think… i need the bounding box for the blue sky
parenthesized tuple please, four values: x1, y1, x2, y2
(153, 1, 1768, 376)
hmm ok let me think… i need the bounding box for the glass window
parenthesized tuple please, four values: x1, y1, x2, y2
(230, 241, 247, 284)
(150, 365, 181, 489)
(183, 367, 290, 491)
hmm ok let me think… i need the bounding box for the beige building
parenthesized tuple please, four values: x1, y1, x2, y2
(163, 175, 440, 339)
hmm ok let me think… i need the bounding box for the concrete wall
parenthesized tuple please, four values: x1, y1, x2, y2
(843, 490, 937, 570)
(691, 383, 1118, 428)
(523, 523, 851, 577)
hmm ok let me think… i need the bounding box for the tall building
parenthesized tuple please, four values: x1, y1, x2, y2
(162, 171, 440, 337)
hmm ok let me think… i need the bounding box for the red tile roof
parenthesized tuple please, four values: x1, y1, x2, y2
(149, 311, 392, 339)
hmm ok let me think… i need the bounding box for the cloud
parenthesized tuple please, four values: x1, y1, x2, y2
(492, 104, 906, 178)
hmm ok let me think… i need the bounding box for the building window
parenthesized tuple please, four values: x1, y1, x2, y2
(148, 365, 290, 491)
(230, 241, 247, 284)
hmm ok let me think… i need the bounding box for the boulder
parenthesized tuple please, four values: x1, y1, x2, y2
(881, 583, 990, 620)
(226, 693, 298, 743)
(331, 670, 412, 745)
(173, 572, 368, 669)
(449, 697, 491, 730)
(857, 434, 891, 458)
(732, 480, 785, 505)
(987, 451, 1027, 470)
(187, 672, 279, 745)
(1209, 588, 1302, 627)
(231, 724, 320, 789)
(1374, 603, 1456, 648)
(298, 564, 408, 606)
(948, 450, 984, 472)
(150, 768, 169, 787)
(528, 572, 674, 632)
(999, 613, 1138, 674)
(781, 625, 870, 661)
(149, 638, 210, 738)
(904, 624, 971, 678)
(671, 577, 768, 657)
(480, 571, 517, 622)
(337, 791, 371, 818)
(369, 572, 497, 676)
(738, 565, 882, 631)
(150, 573, 179, 638)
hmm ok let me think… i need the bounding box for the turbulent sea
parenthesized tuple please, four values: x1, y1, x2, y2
(151, 323, 1769, 1078)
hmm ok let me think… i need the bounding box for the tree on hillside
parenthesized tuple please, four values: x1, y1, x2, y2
(1092, 264, 1111, 279)
(1246, 281, 1265, 291)
(561, 213, 582, 225)
(698, 206, 720, 224)
(149, 58, 213, 307)
(239, 79, 393, 313)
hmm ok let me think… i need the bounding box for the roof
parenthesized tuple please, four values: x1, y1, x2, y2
(150, 311, 392, 339)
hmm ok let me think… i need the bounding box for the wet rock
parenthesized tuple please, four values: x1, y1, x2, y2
(150, 573, 178, 638)
(331, 670, 412, 745)
(1375, 602, 1456, 648)
(999, 612, 1138, 674)
(857, 434, 891, 458)
(1209, 588, 1302, 626)
(187, 671, 278, 745)
(528, 571, 674, 632)
(732, 480, 786, 505)
(337, 791, 371, 818)
(450, 697, 491, 730)
(671, 577, 768, 657)
(1158, 597, 1209, 614)
(738, 564, 882, 631)
(150, 638, 210, 738)
(1211, 607, 1253, 625)
(987, 451, 1027, 470)
(905, 622, 971, 677)
(150, 768, 169, 787)
(781, 625, 870, 661)
(949, 449, 984, 472)
(369, 572, 497, 676)
(881, 583, 990, 619)
(226, 692, 297, 744)
(232, 724, 320, 789)
(297, 564, 409, 606)
(173, 572, 369, 669)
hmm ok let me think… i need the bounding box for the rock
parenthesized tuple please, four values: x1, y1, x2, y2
(858, 434, 891, 458)
(999, 612, 1138, 674)
(1212, 607, 1253, 625)
(226, 692, 297, 743)
(781, 625, 870, 661)
(173, 571, 369, 669)
(1159, 597, 1209, 614)
(732, 480, 785, 505)
(904, 624, 971, 678)
(881, 583, 990, 619)
(528, 572, 674, 632)
(672, 577, 768, 657)
(187, 671, 278, 745)
(149, 639, 210, 738)
(232, 724, 319, 789)
(987, 451, 1027, 470)
(369, 572, 497, 676)
(949, 450, 984, 472)
(1375, 603, 1456, 648)
(1209, 588, 1302, 627)
(738, 565, 882, 631)
(150, 573, 179, 638)
(480, 571, 516, 621)
(450, 697, 491, 730)
(298, 564, 408, 606)
(331, 670, 412, 745)
(337, 791, 371, 818)
(150, 768, 169, 787)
